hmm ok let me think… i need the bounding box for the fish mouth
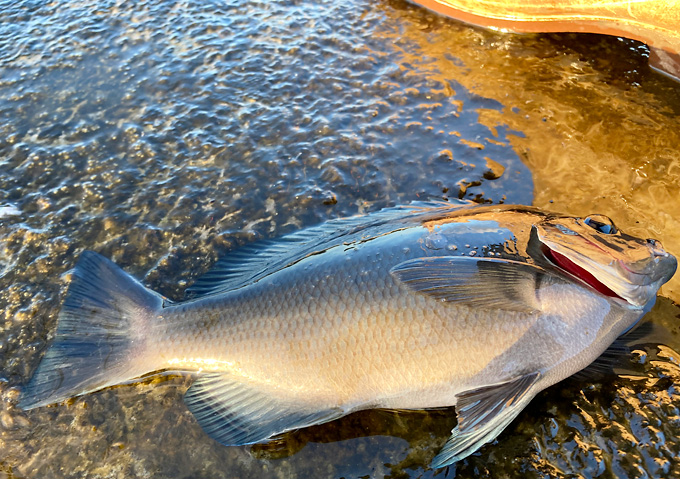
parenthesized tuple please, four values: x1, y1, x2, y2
(541, 244, 624, 301)
(539, 238, 676, 309)
(533, 219, 677, 309)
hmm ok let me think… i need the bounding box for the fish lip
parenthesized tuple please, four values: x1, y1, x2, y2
(616, 250, 676, 285)
(615, 259, 656, 285)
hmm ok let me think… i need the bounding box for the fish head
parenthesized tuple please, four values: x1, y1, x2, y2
(533, 214, 677, 309)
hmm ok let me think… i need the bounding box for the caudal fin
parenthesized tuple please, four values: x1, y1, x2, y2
(19, 251, 164, 410)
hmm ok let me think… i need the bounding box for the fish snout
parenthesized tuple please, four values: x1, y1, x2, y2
(647, 238, 669, 258)
(611, 239, 676, 305)
(642, 238, 677, 284)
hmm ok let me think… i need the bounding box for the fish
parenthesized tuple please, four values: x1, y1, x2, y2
(18, 201, 677, 468)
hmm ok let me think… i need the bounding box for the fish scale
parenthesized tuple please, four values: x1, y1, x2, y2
(163, 274, 517, 409)
(155, 249, 537, 406)
(18, 202, 677, 468)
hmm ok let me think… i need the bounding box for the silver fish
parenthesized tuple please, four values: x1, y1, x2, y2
(19, 202, 677, 468)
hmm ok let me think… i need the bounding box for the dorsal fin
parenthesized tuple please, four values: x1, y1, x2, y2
(186, 200, 473, 298)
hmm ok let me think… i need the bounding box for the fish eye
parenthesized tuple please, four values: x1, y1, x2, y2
(583, 215, 617, 235)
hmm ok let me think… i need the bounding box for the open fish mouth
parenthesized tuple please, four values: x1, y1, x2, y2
(540, 244, 623, 300)
(538, 233, 677, 309)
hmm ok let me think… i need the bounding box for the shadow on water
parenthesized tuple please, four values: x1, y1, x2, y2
(251, 409, 456, 476)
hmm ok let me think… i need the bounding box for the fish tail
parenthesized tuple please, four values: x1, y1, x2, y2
(18, 251, 164, 410)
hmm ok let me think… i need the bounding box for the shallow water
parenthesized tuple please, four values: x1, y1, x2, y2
(1, 0, 679, 478)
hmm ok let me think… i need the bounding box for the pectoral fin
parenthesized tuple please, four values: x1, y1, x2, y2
(390, 256, 553, 313)
(185, 373, 345, 446)
(431, 371, 541, 469)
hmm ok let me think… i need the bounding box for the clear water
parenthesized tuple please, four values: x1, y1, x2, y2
(1, 0, 679, 478)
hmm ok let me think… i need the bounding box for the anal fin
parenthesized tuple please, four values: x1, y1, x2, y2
(184, 373, 345, 446)
(431, 371, 541, 469)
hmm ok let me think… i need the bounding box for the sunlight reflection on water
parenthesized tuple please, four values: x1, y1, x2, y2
(0, 0, 679, 478)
